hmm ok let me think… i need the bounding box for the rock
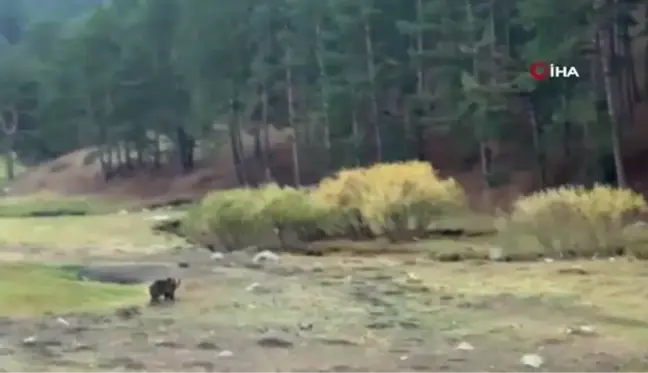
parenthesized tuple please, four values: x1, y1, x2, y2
(22, 336, 37, 345)
(298, 322, 313, 331)
(218, 350, 234, 357)
(150, 214, 172, 222)
(521, 353, 543, 368)
(488, 247, 505, 261)
(56, 317, 70, 327)
(257, 334, 294, 348)
(246, 282, 272, 294)
(252, 250, 280, 265)
(544, 258, 555, 263)
(456, 341, 474, 351)
(67, 342, 94, 352)
(210, 252, 225, 260)
(154, 340, 183, 348)
(177, 262, 190, 268)
(405, 272, 422, 283)
(566, 324, 596, 336)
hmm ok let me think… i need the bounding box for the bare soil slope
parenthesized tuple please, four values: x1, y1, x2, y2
(9, 107, 648, 209)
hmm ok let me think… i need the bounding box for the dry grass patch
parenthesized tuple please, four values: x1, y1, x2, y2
(169, 254, 648, 370)
(388, 258, 648, 344)
(0, 211, 187, 256)
(273, 255, 648, 340)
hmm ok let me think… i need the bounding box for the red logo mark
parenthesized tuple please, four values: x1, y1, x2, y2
(529, 61, 550, 81)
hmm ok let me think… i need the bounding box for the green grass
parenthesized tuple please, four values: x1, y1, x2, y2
(0, 263, 144, 316)
(0, 192, 126, 217)
(0, 210, 187, 256)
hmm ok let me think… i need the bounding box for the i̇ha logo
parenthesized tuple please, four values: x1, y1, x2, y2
(528, 61, 579, 81)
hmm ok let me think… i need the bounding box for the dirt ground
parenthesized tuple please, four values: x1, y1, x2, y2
(0, 241, 647, 372)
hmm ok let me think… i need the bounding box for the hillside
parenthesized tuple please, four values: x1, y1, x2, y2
(8, 112, 648, 210)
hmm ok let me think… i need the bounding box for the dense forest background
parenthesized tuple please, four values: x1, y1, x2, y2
(0, 0, 646, 207)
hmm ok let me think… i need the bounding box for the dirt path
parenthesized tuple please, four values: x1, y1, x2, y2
(1, 247, 648, 371)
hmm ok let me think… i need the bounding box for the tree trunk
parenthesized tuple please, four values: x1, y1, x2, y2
(4, 135, 14, 181)
(599, 27, 627, 187)
(0, 107, 17, 181)
(261, 84, 272, 182)
(363, 14, 382, 163)
(176, 126, 194, 173)
(229, 97, 247, 186)
(153, 132, 161, 169)
(465, 0, 492, 205)
(315, 22, 332, 174)
(285, 41, 300, 186)
(527, 96, 546, 187)
(351, 89, 360, 167)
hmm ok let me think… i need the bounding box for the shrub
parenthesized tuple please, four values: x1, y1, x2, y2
(313, 161, 467, 242)
(258, 183, 333, 247)
(501, 184, 646, 257)
(187, 188, 267, 250)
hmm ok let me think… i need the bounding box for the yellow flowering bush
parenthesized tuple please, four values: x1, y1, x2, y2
(313, 161, 467, 242)
(502, 185, 646, 257)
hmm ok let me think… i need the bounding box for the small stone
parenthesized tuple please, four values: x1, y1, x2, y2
(521, 353, 543, 368)
(544, 258, 554, 263)
(246, 283, 272, 294)
(151, 215, 172, 221)
(22, 336, 36, 345)
(246, 282, 260, 291)
(456, 341, 474, 351)
(399, 355, 409, 361)
(154, 340, 182, 348)
(56, 317, 70, 327)
(218, 350, 234, 357)
(252, 250, 280, 265)
(210, 252, 225, 260)
(566, 324, 596, 336)
(178, 262, 190, 268)
(405, 272, 421, 283)
(488, 247, 504, 261)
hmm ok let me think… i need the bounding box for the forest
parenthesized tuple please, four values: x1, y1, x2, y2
(0, 0, 643, 194)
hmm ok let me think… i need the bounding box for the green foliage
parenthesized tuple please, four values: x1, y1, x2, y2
(187, 188, 268, 250)
(259, 183, 332, 242)
(186, 161, 468, 248)
(0, 192, 119, 217)
(0, 0, 637, 199)
(0, 263, 142, 316)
